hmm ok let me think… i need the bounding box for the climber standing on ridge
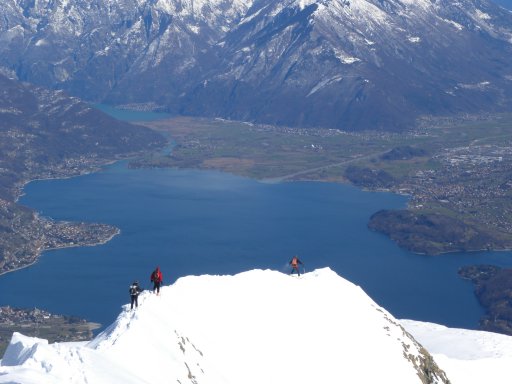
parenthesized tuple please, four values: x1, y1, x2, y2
(129, 281, 143, 309)
(150, 266, 163, 295)
(289, 255, 304, 276)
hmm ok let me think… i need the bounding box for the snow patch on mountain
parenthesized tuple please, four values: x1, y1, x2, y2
(443, 18, 465, 30)
(399, 0, 434, 9)
(474, 9, 492, 20)
(458, 81, 492, 90)
(339, 0, 391, 25)
(155, 0, 251, 18)
(34, 39, 49, 47)
(239, 5, 267, 25)
(308, 75, 344, 96)
(333, 48, 361, 63)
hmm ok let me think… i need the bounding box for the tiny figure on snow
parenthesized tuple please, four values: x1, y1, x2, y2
(129, 281, 143, 309)
(289, 255, 304, 276)
(150, 266, 163, 295)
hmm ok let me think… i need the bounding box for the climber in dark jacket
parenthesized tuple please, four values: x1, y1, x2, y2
(129, 281, 143, 309)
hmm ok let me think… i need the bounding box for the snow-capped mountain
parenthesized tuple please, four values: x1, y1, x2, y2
(197, 0, 512, 130)
(0, 0, 253, 104)
(0, 268, 452, 384)
(1, 0, 511, 130)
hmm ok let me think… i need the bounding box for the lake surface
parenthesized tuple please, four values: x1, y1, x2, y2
(4, 163, 512, 331)
(2, 109, 512, 332)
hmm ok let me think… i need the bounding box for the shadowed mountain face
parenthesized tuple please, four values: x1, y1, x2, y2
(1, 0, 512, 131)
(0, 73, 166, 273)
(0, 74, 165, 200)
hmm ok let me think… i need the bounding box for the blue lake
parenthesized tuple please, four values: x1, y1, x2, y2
(2, 110, 512, 332)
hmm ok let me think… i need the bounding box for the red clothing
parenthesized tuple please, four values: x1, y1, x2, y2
(290, 257, 302, 268)
(151, 268, 162, 283)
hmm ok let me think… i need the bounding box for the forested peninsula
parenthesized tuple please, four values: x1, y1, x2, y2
(459, 265, 512, 335)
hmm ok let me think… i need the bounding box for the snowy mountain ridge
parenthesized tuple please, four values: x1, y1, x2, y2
(1, 0, 512, 130)
(0, 268, 450, 384)
(2, 268, 512, 383)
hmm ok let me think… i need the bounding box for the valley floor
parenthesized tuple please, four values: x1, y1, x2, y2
(138, 114, 512, 255)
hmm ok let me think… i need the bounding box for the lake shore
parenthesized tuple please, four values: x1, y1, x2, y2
(136, 115, 512, 256)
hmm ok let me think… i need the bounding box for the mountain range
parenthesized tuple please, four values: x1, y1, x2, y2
(1, 0, 512, 131)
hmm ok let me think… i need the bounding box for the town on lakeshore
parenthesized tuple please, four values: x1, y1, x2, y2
(0, 306, 100, 356)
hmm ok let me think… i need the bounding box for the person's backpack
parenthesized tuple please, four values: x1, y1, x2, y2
(129, 285, 138, 295)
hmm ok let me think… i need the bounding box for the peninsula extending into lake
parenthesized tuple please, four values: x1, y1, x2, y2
(136, 114, 512, 255)
(459, 265, 512, 335)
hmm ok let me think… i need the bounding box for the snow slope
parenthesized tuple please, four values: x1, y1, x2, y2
(0, 267, 497, 383)
(401, 319, 512, 384)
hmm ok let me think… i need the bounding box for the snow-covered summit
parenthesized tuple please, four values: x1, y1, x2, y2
(0, 268, 449, 383)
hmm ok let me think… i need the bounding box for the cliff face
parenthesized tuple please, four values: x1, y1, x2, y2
(1, 0, 512, 131)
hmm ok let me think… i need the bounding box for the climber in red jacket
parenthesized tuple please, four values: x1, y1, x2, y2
(150, 266, 163, 295)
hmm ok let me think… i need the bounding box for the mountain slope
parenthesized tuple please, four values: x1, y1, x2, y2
(0, 73, 166, 274)
(0, 0, 253, 105)
(1, 0, 512, 130)
(186, 0, 512, 130)
(0, 268, 450, 383)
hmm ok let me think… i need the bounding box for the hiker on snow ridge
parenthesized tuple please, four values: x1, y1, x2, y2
(129, 281, 143, 309)
(289, 255, 303, 276)
(150, 266, 163, 295)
